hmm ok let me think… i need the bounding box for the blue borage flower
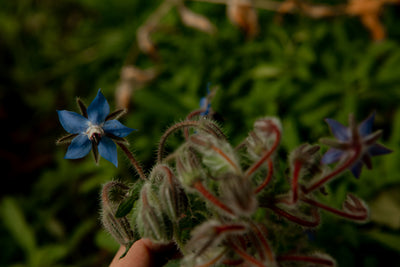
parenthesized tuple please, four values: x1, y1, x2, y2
(57, 89, 135, 167)
(199, 83, 214, 116)
(321, 112, 392, 178)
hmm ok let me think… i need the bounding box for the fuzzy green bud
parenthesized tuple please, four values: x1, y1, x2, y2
(246, 117, 282, 160)
(219, 173, 258, 216)
(136, 183, 173, 243)
(100, 182, 135, 249)
(176, 145, 206, 187)
(189, 133, 242, 176)
(149, 164, 188, 221)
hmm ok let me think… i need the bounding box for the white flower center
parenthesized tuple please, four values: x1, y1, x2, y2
(86, 122, 104, 143)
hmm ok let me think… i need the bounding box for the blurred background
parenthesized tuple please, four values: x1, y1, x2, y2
(1, 0, 400, 266)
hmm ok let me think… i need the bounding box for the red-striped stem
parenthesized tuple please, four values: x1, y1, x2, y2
(277, 254, 334, 266)
(117, 143, 147, 181)
(254, 158, 274, 194)
(267, 205, 320, 227)
(291, 160, 303, 203)
(301, 196, 368, 221)
(157, 120, 223, 163)
(229, 242, 265, 267)
(193, 181, 234, 215)
(304, 146, 361, 194)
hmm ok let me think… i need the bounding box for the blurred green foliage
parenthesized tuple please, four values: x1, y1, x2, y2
(1, 0, 400, 266)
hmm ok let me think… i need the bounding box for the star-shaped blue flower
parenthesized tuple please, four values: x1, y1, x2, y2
(321, 112, 392, 178)
(57, 90, 135, 167)
(199, 83, 214, 116)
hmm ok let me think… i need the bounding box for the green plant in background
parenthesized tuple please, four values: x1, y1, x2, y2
(1, 0, 400, 266)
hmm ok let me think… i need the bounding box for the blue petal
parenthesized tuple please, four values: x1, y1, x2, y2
(103, 120, 136, 137)
(358, 112, 375, 136)
(87, 90, 110, 124)
(98, 136, 118, 167)
(350, 161, 363, 178)
(325, 118, 350, 141)
(368, 143, 393, 156)
(321, 148, 344, 164)
(64, 134, 92, 159)
(57, 110, 89, 134)
(200, 97, 211, 116)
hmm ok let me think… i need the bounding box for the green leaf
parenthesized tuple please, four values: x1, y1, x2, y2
(116, 180, 143, 218)
(366, 230, 400, 253)
(0, 197, 37, 256)
(116, 196, 135, 218)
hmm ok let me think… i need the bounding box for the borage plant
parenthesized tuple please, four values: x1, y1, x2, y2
(57, 89, 392, 266)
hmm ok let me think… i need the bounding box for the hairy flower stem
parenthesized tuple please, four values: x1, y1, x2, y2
(229, 242, 265, 267)
(277, 255, 334, 266)
(254, 158, 274, 194)
(215, 224, 246, 234)
(117, 143, 147, 181)
(157, 121, 223, 163)
(222, 259, 244, 265)
(249, 223, 275, 263)
(193, 181, 234, 215)
(291, 160, 303, 203)
(301, 197, 368, 221)
(245, 125, 281, 178)
(197, 249, 227, 267)
(267, 205, 320, 227)
(304, 146, 362, 194)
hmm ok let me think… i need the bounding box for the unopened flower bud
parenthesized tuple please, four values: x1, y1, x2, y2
(185, 220, 246, 259)
(219, 173, 258, 216)
(189, 133, 241, 176)
(159, 174, 188, 221)
(149, 164, 188, 221)
(136, 184, 172, 243)
(100, 182, 135, 248)
(176, 145, 206, 187)
(247, 117, 282, 160)
(289, 144, 321, 177)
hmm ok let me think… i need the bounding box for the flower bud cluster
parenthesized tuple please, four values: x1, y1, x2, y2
(83, 90, 391, 267)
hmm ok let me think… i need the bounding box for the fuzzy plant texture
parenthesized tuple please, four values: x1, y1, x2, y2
(57, 89, 392, 267)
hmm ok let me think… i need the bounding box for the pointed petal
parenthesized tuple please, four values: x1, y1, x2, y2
(87, 90, 110, 124)
(321, 148, 343, 164)
(350, 161, 363, 178)
(358, 112, 375, 136)
(103, 120, 136, 137)
(98, 136, 118, 167)
(368, 143, 393, 156)
(361, 154, 373, 170)
(325, 118, 350, 141)
(57, 110, 89, 134)
(64, 134, 92, 159)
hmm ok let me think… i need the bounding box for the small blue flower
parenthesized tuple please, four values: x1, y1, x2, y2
(321, 112, 392, 178)
(199, 83, 213, 116)
(57, 89, 135, 167)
